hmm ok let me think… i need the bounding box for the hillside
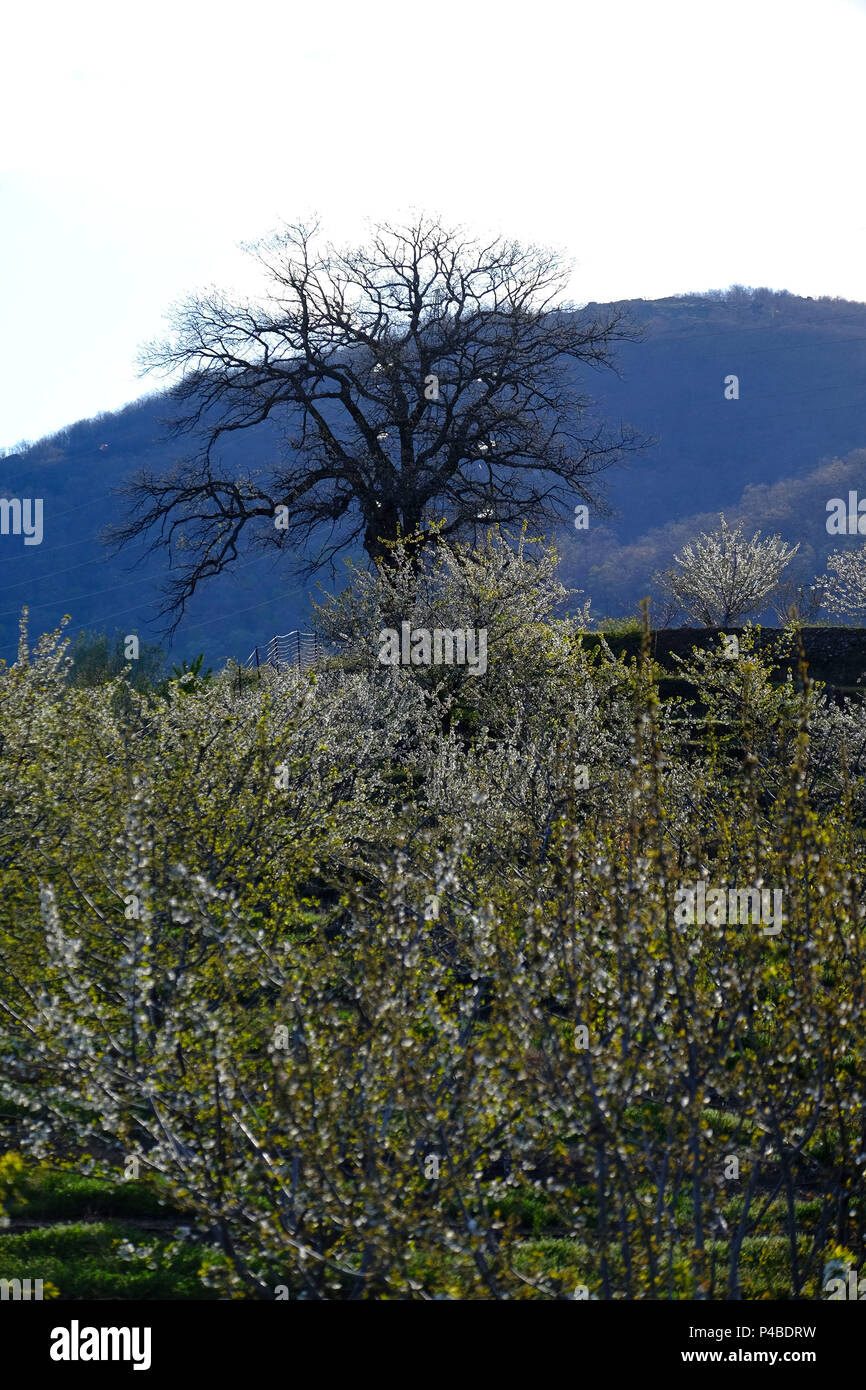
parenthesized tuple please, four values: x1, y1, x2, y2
(558, 288, 866, 615)
(4, 286, 866, 665)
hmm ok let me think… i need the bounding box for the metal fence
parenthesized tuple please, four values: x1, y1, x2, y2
(245, 631, 324, 671)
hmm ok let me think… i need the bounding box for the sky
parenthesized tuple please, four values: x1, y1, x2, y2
(2, 0, 866, 448)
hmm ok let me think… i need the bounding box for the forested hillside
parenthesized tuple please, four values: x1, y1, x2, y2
(4, 286, 866, 665)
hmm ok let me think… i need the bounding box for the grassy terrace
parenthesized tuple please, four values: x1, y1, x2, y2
(0, 1159, 847, 1299)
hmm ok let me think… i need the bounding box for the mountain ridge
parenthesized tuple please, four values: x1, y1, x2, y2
(3, 285, 866, 663)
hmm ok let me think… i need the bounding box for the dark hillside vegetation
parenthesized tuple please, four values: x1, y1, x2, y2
(5, 287, 866, 666)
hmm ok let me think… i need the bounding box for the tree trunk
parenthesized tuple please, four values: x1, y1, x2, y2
(364, 505, 425, 571)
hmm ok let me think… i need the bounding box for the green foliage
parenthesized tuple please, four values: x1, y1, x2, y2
(1, 565, 866, 1299)
(3, 1166, 182, 1221)
(0, 1151, 25, 1225)
(156, 652, 214, 698)
(0, 1223, 219, 1300)
(67, 627, 167, 692)
(594, 615, 643, 635)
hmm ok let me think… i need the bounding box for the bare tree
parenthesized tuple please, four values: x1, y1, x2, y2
(769, 575, 827, 625)
(110, 214, 643, 628)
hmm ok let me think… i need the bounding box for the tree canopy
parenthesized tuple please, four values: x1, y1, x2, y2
(112, 215, 643, 629)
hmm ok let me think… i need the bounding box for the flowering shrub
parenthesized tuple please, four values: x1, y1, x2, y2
(821, 542, 866, 621)
(1, 585, 865, 1299)
(653, 514, 800, 625)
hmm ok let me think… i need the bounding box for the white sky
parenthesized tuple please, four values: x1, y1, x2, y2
(2, 0, 866, 447)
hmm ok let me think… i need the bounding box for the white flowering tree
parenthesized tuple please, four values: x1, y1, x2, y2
(653, 514, 799, 626)
(312, 528, 593, 733)
(819, 545, 866, 621)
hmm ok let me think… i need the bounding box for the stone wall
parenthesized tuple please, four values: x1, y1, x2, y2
(585, 627, 866, 693)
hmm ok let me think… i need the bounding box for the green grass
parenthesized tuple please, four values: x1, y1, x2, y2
(0, 1222, 219, 1300)
(5, 1166, 185, 1222)
(518, 1232, 823, 1299)
(0, 1153, 844, 1300)
(0, 1214, 831, 1299)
